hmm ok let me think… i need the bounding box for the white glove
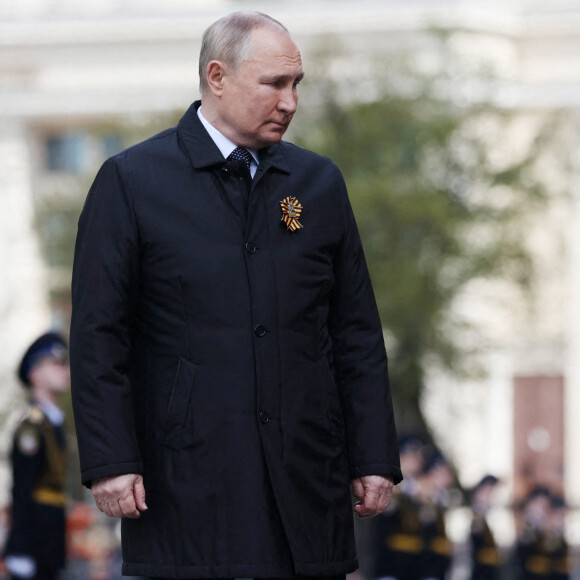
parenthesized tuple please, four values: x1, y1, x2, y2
(5, 555, 37, 578)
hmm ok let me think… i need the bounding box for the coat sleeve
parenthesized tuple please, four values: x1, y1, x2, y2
(70, 156, 143, 486)
(327, 171, 402, 484)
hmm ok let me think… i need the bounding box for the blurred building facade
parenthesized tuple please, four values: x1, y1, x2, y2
(1, 0, 579, 545)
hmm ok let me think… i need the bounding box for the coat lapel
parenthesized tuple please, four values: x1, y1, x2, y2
(177, 100, 292, 181)
(176, 101, 225, 170)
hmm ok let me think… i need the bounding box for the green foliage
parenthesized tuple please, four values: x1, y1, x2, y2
(35, 195, 85, 300)
(292, 47, 549, 432)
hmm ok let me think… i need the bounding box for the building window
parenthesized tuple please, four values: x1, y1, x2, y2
(46, 132, 86, 174)
(45, 131, 123, 174)
(102, 134, 123, 159)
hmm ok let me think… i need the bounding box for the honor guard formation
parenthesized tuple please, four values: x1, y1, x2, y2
(368, 437, 571, 580)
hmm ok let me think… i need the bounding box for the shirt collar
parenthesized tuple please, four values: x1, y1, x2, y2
(36, 399, 64, 426)
(197, 106, 259, 168)
(177, 101, 290, 177)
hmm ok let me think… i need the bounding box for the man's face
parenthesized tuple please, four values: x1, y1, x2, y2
(212, 27, 304, 149)
(400, 450, 423, 478)
(29, 356, 70, 396)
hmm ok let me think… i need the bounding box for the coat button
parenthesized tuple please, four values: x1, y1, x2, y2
(254, 324, 266, 337)
(259, 411, 270, 424)
(245, 241, 256, 254)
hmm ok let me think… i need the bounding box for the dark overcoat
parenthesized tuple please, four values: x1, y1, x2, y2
(70, 101, 401, 579)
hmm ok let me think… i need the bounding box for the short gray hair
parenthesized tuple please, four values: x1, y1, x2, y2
(199, 11, 289, 94)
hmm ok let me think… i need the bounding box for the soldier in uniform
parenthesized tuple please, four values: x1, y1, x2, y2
(370, 436, 426, 580)
(545, 495, 570, 580)
(468, 475, 502, 580)
(513, 486, 552, 580)
(415, 450, 454, 580)
(3, 332, 69, 580)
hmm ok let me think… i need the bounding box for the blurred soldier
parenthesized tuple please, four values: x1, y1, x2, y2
(514, 486, 552, 580)
(399, 435, 425, 496)
(371, 436, 426, 580)
(469, 475, 501, 580)
(544, 496, 570, 580)
(415, 450, 454, 580)
(3, 332, 69, 580)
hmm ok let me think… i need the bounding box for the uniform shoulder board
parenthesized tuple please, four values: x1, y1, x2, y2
(15, 406, 45, 456)
(25, 405, 45, 425)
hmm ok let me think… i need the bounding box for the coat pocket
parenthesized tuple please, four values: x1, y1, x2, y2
(163, 357, 198, 449)
(319, 356, 345, 442)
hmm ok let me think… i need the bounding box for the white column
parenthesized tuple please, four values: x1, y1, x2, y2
(0, 120, 50, 505)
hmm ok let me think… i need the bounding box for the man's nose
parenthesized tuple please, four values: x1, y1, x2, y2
(278, 87, 298, 114)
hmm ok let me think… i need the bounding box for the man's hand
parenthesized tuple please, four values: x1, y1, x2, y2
(351, 474, 394, 518)
(92, 473, 148, 519)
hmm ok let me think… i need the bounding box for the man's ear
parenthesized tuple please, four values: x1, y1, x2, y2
(206, 61, 226, 96)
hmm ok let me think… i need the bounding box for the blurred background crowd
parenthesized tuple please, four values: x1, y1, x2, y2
(1, 0, 580, 578)
(356, 437, 573, 579)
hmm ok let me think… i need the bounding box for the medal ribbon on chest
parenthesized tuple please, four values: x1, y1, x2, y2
(280, 196, 303, 231)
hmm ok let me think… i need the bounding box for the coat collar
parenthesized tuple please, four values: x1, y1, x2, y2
(177, 100, 291, 176)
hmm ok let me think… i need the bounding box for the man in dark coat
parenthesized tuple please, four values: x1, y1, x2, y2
(70, 11, 402, 580)
(4, 332, 69, 580)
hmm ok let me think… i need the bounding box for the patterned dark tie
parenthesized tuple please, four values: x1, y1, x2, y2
(227, 147, 253, 209)
(227, 147, 253, 171)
